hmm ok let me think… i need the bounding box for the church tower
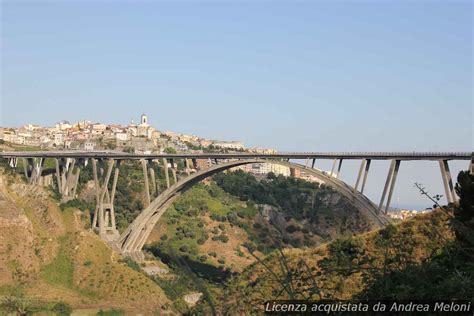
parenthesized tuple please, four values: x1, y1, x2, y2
(140, 113, 148, 126)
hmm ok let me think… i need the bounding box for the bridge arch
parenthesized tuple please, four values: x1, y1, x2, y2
(114, 159, 387, 260)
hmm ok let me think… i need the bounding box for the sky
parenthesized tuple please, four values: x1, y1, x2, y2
(0, 0, 472, 208)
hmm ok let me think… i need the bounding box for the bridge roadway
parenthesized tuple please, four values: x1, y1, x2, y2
(0, 150, 471, 160)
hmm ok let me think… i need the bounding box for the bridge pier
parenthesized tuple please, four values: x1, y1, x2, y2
(169, 159, 178, 184)
(311, 158, 316, 168)
(55, 158, 81, 202)
(149, 167, 157, 197)
(91, 158, 119, 241)
(330, 159, 337, 177)
(336, 159, 343, 179)
(360, 159, 371, 194)
(162, 158, 170, 188)
(439, 160, 457, 204)
(22, 157, 44, 185)
(141, 159, 151, 206)
(354, 159, 366, 191)
(378, 160, 400, 214)
(8, 157, 18, 169)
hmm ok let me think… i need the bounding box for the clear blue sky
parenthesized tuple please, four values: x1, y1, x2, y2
(1, 0, 472, 208)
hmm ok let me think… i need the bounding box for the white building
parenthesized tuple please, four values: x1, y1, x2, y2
(53, 133, 65, 146)
(213, 141, 245, 150)
(92, 123, 107, 131)
(84, 141, 96, 151)
(116, 132, 128, 141)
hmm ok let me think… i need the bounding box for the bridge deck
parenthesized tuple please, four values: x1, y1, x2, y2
(0, 151, 471, 160)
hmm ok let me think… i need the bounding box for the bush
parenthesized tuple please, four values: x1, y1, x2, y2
(219, 235, 229, 243)
(179, 245, 189, 253)
(52, 301, 73, 315)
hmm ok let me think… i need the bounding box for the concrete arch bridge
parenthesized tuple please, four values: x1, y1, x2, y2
(2, 151, 471, 261)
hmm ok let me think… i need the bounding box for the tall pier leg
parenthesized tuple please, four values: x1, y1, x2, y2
(336, 159, 343, 179)
(98, 160, 114, 234)
(172, 168, 177, 184)
(110, 166, 120, 231)
(360, 159, 371, 194)
(379, 160, 396, 213)
(169, 159, 178, 184)
(92, 158, 100, 229)
(354, 159, 366, 191)
(55, 158, 62, 194)
(311, 159, 316, 168)
(443, 160, 457, 203)
(149, 168, 157, 197)
(22, 158, 29, 181)
(384, 160, 401, 213)
(141, 159, 151, 206)
(330, 159, 337, 177)
(439, 160, 454, 204)
(163, 158, 170, 189)
(185, 159, 191, 175)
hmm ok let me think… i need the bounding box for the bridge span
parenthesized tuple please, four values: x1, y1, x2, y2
(1, 150, 472, 261)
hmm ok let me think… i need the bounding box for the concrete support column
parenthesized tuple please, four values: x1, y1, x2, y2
(185, 159, 191, 176)
(110, 166, 120, 231)
(22, 158, 29, 181)
(384, 160, 401, 213)
(354, 159, 366, 191)
(336, 159, 343, 179)
(92, 158, 100, 229)
(72, 168, 80, 197)
(330, 159, 337, 177)
(360, 159, 371, 194)
(162, 158, 170, 189)
(311, 159, 316, 169)
(55, 158, 62, 194)
(378, 160, 396, 213)
(98, 159, 114, 234)
(149, 167, 157, 197)
(439, 160, 454, 204)
(141, 159, 151, 206)
(443, 160, 457, 203)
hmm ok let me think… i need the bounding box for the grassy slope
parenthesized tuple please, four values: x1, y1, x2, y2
(219, 210, 456, 314)
(0, 170, 170, 314)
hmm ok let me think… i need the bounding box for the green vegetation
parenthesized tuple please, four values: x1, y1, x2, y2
(0, 289, 73, 315)
(219, 170, 474, 314)
(41, 235, 74, 288)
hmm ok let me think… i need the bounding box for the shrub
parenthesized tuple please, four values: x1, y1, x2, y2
(52, 301, 73, 315)
(219, 235, 229, 243)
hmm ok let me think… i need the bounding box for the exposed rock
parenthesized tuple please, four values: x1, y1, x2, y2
(183, 292, 203, 307)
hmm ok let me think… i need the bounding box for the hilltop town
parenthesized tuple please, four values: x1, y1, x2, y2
(0, 113, 278, 154)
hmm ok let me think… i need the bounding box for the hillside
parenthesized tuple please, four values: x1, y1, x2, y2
(216, 193, 474, 315)
(0, 169, 170, 314)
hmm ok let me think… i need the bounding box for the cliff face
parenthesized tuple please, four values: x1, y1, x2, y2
(0, 170, 170, 314)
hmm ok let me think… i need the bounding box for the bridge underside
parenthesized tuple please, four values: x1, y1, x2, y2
(113, 159, 388, 261)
